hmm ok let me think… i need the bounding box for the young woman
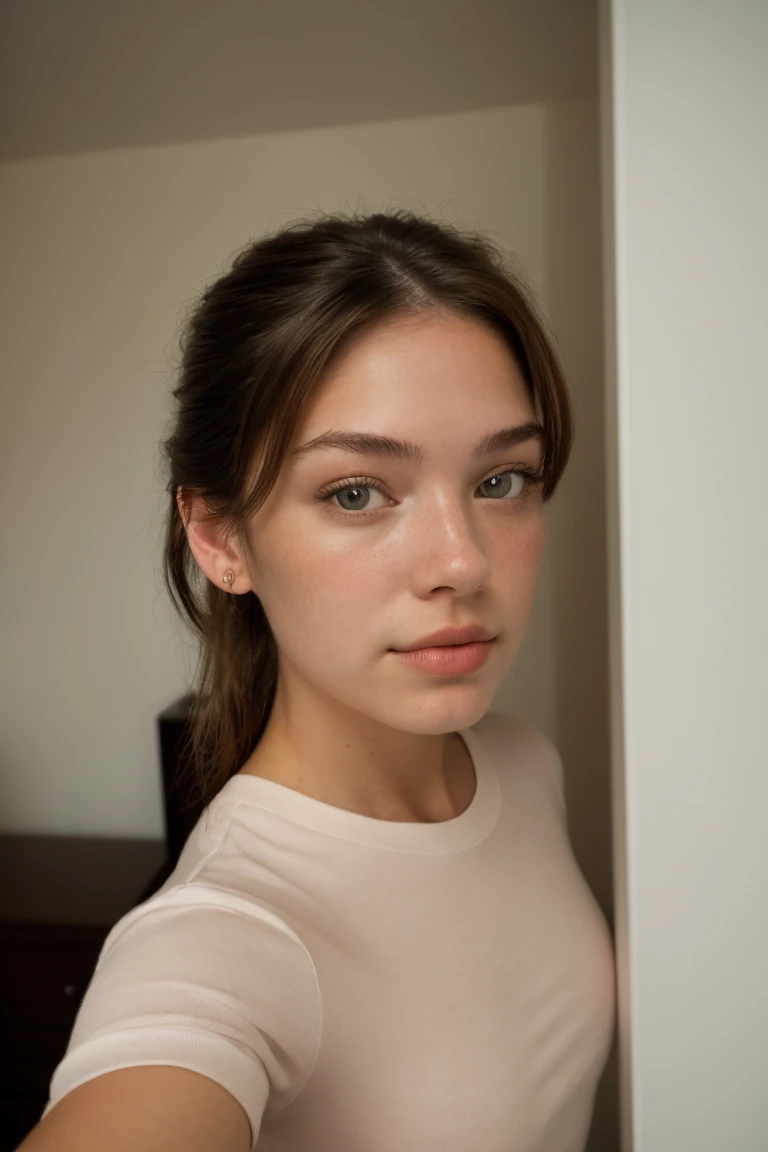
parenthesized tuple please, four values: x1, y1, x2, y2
(27, 210, 616, 1152)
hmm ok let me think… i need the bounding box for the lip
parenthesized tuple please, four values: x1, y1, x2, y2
(393, 639, 494, 676)
(392, 624, 496, 652)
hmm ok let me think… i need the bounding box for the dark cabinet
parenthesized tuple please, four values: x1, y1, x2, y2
(0, 834, 168, 1150)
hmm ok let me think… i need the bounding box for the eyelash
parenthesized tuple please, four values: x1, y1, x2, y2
(316, 466, 545, 522)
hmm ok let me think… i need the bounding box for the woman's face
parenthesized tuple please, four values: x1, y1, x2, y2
(242, 308, 547, 736)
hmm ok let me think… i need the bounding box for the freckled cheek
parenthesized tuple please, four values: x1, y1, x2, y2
(262, 519, 544, 649)
(499, 519, 546, 597)
(521, 518, 546, 566)
(272, 549, 385, 644)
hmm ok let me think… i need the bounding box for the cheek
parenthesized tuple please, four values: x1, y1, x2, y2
(500, 516, 546, 597)
(261, 541, 385, 655)
(522, 515, 546, 566)
(257, 511, 545, 655)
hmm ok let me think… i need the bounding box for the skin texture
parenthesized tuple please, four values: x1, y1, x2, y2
(181, 308, 547, 823)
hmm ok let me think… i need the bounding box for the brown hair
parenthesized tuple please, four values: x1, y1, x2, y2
(158, 208, 573, 812)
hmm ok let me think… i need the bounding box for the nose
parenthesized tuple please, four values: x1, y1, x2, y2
(409, 500, 491, 594)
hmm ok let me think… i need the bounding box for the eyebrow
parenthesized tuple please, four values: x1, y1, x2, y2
(291, 421, 545, 465)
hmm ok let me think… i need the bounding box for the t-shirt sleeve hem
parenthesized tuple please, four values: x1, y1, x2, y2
(40, 1024, 269, 1152)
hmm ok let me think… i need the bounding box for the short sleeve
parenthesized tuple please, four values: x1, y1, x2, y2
(40, 885, 322, 1151)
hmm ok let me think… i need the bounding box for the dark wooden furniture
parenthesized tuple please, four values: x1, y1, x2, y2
(0, 695, 203, 1149)
(0, 834, 168, 1150)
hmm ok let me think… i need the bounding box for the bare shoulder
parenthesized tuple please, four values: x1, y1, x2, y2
(18, 1065, 252, 1152)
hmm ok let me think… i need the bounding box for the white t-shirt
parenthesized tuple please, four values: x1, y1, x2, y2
(41, 709, 616, 1151)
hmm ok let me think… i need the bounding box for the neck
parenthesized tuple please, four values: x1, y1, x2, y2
(240, 688, 475, 822)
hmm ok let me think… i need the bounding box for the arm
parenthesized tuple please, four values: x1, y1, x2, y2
(22, 890, 319, 1152)
(16, 1065, 252, 1152)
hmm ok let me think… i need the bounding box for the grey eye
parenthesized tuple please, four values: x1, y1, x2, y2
(334, 485, 378, 511)
(478, 472, 524, 499)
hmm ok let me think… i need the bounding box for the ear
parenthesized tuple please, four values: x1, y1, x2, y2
(176, 486, 254, 595)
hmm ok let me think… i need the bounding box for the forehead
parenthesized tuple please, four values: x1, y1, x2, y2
(294, 311, 536, 443)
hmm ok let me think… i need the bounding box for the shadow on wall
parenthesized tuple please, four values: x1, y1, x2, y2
(543, 96, 619, 1152)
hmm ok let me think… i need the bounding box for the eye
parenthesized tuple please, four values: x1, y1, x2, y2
(315, 466, 544, 521)
(316, 476, 391, 519)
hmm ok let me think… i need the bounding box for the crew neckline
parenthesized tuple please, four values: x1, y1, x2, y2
(215, 720, 500, 854)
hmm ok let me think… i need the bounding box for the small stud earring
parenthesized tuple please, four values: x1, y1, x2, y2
(222, 569, 235, 588)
